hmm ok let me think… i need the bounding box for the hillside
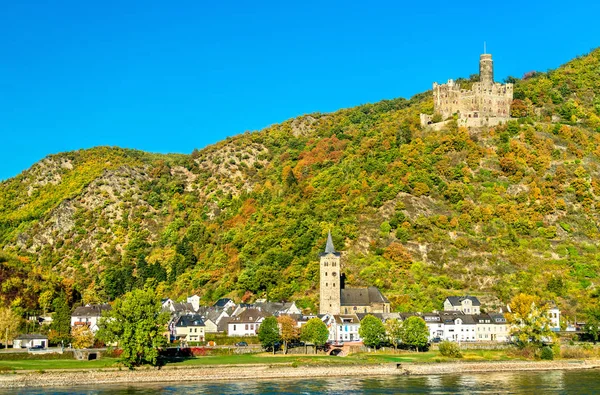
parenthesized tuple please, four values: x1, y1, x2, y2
(1, 49, 600, 320)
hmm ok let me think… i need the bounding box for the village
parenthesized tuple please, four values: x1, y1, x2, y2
(12, 231, 566, 352)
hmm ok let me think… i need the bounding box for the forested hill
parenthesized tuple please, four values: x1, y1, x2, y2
(1, 49, 600, 320)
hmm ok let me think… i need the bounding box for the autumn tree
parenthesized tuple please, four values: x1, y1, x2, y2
(277, 315, 298, 354)
(72, 325, 95, 349)
(0, 307, 20, 348)
(506, 294, 555, 348)
(97, 288, 168, 368)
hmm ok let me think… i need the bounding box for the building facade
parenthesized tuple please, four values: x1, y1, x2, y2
(421, 53, 513, 128)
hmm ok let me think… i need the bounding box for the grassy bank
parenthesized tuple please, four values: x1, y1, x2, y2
(0, 349, 522, 371)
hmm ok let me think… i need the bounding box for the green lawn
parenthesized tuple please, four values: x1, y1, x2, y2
(0, 349, 517, 372)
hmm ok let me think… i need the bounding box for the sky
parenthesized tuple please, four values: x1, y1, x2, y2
(1, 0, 599, 181)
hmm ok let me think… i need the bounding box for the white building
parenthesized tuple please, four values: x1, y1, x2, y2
(443, 296, 481, 315)
(422, 313, 444, 340)
(440, 313, 477, 342)
(227, 308, 267, 337)
(547, 303, 561, 332)
(13, 334, 48, 349)
(71, 304, 111, 334)
(326, 314, 362, 343)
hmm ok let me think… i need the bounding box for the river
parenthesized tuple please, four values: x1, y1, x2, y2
(5, 369, 600, 394)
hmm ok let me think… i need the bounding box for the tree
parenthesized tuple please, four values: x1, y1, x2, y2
(50, 293, 72, 345)
(97, 288, 168, 368)
(384, 318, 402, 349)
(257, 316, 280, 354)
(358, 315, 386, 348)
(300, 318, 329, 350)
(583, 307, 600, 344)
(0, 307, 20, 348)
(506, 294, 555, 348)
(399, 316, 429, 351)
(71, 325, 95, 349)
(277, 315, 298, 354)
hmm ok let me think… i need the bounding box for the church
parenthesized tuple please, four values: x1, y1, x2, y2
(319, 232, 391, 315)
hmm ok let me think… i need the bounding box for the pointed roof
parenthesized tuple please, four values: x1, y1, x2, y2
(320, 231, 341, 257)
(325, 231, 335, 253)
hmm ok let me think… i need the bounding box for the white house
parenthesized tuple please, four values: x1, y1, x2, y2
(440, 313, 477, 342)
(327, 314, 362, 343)
(422, 313, 444, 340)
(443, 296, 481, 315)
(71, 304, 112, 334)
(227, 308, 267, 336)
(186, 295, 201, 312)
(13, 334, 48, 349)
(547, 302, 561, 332)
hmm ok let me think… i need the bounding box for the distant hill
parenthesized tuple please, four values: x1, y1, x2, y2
(1, 49, 600, 320)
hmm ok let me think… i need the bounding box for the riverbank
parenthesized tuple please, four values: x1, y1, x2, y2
(1, 360, 599, 389)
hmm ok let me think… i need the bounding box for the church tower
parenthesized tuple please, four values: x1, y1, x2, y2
(319, 231, 341, 315)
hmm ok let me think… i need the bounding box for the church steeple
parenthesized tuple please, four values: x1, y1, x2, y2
(325, 230, 335, 254)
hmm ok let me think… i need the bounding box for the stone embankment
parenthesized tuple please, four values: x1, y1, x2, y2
(0, 361, 599, 389)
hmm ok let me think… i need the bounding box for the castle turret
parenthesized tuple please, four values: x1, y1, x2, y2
(319, 231, 341, 315)
(479, 53, 494, 85)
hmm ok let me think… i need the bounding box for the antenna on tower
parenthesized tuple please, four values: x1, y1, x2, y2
(484, 41, 487, 54)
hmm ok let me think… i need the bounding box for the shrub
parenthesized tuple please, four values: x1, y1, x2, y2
(540, 346, 554, 360)
(438, 341, 463, 358)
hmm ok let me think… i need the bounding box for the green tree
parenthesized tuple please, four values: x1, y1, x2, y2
(358, 315, 386, 348)
(257, 316, 280, 354)
(50, 293, 71, 345)
(399, 316, 429, 351)
(583, 307, 600, 344)
(506, 294, 555, 348)
(384, 318, 402, 349)
(300, 318, 329, 349)
(97, 288, 168, 368)
(0, 307, 20, 348)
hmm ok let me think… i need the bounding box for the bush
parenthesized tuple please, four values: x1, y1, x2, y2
(438, 341, 463, 358)
(540, 346, 554, 360)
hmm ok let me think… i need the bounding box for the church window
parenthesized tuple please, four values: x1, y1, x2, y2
(333, 283, 335, 287)
(326, 283, 328, 287)
(325, 272, 327, 276)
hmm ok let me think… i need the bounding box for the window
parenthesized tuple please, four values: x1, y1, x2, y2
(233, 325, 236, 331)
(245, 324, 248, 330)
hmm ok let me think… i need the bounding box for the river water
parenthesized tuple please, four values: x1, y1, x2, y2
(6, 369, 600, 394)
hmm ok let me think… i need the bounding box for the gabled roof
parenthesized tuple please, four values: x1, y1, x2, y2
(341, 286, 390, 306)
(72, 304, 111, 317)
(175, 314, 205, 327)
(445, 296, 481, 307)
(439, 312, 476, 325)
(229, 308, 268, 323)
(333, 314, 360, 324)
(15, 333, 48, 340)
(488, 313, 507, 324)
(214, 298, 233, 308)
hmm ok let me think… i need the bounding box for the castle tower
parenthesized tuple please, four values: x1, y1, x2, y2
(479, 53, 494, 85)
(319, 231, 341, 315)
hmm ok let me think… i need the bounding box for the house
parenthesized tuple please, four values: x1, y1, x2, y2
(440, 312, 477, 342)
(13, 334, 48, 349)
(161, 299, 196, 315)
(487, 313, 510, 342)
(186, 295, 201, 312)
(474, 314, 509, 342)
(174, 314, 206, 343)
(326, 314, 362, 343)
(254, 301, 303, 317)
(422, 313, 444, 340)
(71, 304, 112, 333)
(214, 298, 236, 310)
(198, 307, 231, 333)
(227, 308, 267, 336)
(547, 302, 561, 331)
(443, 296, 481, 315)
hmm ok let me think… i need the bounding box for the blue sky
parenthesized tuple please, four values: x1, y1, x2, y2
(1, 0, 599, 180)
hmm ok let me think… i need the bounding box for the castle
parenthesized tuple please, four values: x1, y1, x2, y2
(420, 53, 513, 128)
(319, 232, 390, 315)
